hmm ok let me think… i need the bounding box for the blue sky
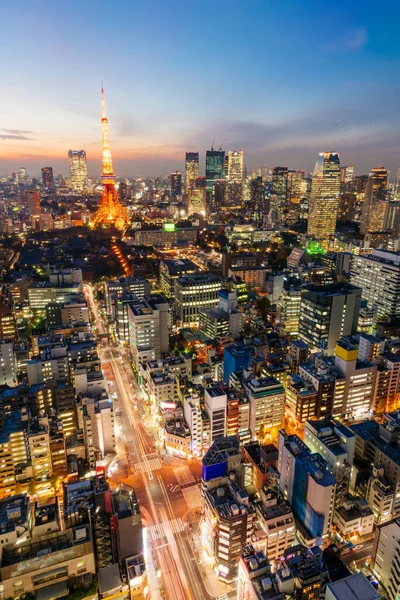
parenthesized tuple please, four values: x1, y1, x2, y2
(1, 0, 400, 177)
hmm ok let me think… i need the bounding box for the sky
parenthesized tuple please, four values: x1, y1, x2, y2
(1, 0, 400, 178)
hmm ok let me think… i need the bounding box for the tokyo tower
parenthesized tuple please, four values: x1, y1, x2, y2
(92, 84, 130, 230)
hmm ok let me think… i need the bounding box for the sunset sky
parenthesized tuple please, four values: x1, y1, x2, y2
(1, 0, 400, 177)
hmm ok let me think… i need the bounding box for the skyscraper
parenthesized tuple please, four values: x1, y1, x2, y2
(170, 171, 182, 197)
(205, 148, 225, 189)
(226, 150, 244, 206)
(360, 166, 389, 234)
(41, 167, 54, 190)
(227, 150, 244, 183)
(188, 177, 206, 216)
(249, 176, 264, 220)
(185, 152, 199, 192)
(68, 150, 87, 191)
(307, 151, 341, 241)
(26, 191, 40, 216)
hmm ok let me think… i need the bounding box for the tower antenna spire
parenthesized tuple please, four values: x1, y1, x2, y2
(101, 80, 106, 120)
(93, 83, 129, 231)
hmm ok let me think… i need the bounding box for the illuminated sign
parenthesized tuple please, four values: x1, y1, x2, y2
(164, 223, 176, 232)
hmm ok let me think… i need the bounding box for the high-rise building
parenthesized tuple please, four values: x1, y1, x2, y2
(0, 341, 17, 387)
(17, 166, 27, 182)
(270, 166, 289, 220)
(205, 148, 225, 188)
(278, 430, 336, 543)
(277, 279, 303, 339)
(26, 191, 40, 216)
(170, 170, 182, 197)
(307, 151, 341, 241)
(188, 176, 207, 215)
(174, 273, 221, 326)
(185, 152, 199, 191)
(68, 150, 87, 191)
(41, 167, 54, 189)
(360, 166, 389, 234)
(249, 176, 264, 220)
(227, 150, 244, 183)
(373, 518, 400, 600)
(299, 283, 361, 354)
(244, 375, 285, 440)
(350, 249, 400, 321)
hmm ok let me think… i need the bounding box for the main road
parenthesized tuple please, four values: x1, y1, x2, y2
(85, 283, 216, 600)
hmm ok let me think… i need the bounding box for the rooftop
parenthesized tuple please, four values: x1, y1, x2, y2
(326, 572, 380, 600)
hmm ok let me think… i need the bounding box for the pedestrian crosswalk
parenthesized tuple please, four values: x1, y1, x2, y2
(147, 518, 185, 542)
(218, 594, 229, 600)
(134, 457, 162, 474)
(181, 484, 202, 509)
(173, 465, 195, 486)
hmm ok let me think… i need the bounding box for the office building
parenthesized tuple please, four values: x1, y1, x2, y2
(276, 545, 329, 600)
(307, 151, 341, 241)
(278, 431, 336, 544)
(304, 418, 355, 503)
(204, 386, 227, 443)
(26, 191, 40, 216)
(170, 170, 182, 197)
(243, 374, 285, 440)
(188, 176, 207, 215)
(373, 518, 400, 600)
(254, 493, 296, 561)
(159, 258, 198, 298)
(227, 150, 244, 183)
(203, 478, 254, 582)
(270, 166, 288, 219)
(82, 396, 115, 465)
(350, 249, 400, 321)
(223, 344, 251, 384)
(0, 340, 17, 387)
(299, 283, 361, 354)
(199, 289, 242, 341)
(68, 149, 87, 191)
(174, 273, 221, 326)
(338, 192, 356, 221)
(351, 413, 400, 513)
(360, 166, 389, 234)
(206, 148, 225, 188)
(277, 279, 302, 339)
(0, 303, 16, 341)
(185, 151, 199, 191)
(299, 342, 376, 419)
(132, 226, 198, 248)
(333, 495, 374, 538)
(41, 166, 54, 189)
(127, 295, 169, 369)
(104, 277, 150, 317)
(238, 545, 284, 600)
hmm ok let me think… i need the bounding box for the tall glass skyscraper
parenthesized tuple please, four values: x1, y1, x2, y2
(68, 150, 87, 191)
(360, 166, 389, 234)
(206, 148, 225, 189)
(307, 151, 341, 241)
(185, 152, 199, 192)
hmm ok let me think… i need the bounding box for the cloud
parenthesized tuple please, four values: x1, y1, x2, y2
(0, 128, 36, 141)
(322, 27, 367, 52)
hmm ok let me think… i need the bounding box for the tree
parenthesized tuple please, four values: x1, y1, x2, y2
(256, 296, 271, 320)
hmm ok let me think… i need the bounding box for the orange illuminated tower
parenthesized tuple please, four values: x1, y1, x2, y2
(93, 84, 129, 230)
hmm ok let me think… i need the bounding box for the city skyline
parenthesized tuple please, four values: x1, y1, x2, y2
(2, 0, 400, 176)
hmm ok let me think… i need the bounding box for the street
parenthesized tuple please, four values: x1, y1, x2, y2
(85, 283, 224, 600)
